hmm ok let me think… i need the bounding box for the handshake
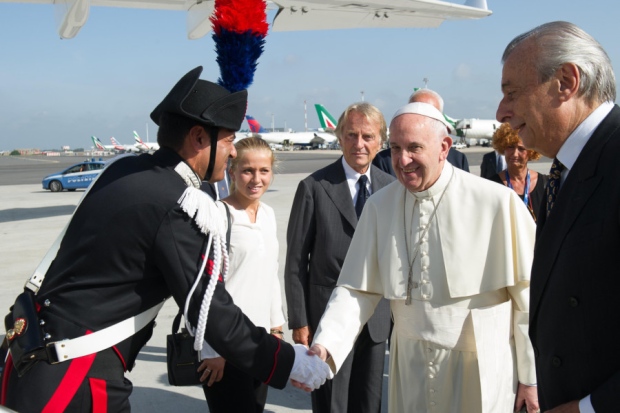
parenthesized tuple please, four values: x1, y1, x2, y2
(289, 344, 333, 390)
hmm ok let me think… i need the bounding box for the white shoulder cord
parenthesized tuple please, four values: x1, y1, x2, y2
(177, 187, 229, 355)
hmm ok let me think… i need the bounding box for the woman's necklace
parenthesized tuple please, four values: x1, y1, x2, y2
(404, 168, 454, 305)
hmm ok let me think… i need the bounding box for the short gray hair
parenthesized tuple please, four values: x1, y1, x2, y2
(408, 89, 444, 112)
(502, 21, 616, 104)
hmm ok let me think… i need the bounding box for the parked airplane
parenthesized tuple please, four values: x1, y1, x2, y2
(454, 118, 502, 141)
(133, 131, 160, 152)
(409, 87, 500, 142)
(10, 0, 491, 40)
(245, 115, 336, 148)
(91, 136, 116, 152)
(111, 137, 141, 153)
(315, 104, 338, 131)
(318, 92, 498, 144)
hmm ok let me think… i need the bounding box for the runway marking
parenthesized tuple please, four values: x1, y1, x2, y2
(3, 156, 60, 164)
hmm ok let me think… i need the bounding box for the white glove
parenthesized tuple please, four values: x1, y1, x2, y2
(290, 344, 334, 390)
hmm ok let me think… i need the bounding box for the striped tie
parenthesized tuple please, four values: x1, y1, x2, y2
(546, 158, 565, 217)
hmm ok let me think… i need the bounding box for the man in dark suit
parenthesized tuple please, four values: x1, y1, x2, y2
(497, 21, 620, 412)
(480, 150, 505, 179)
(285, 102, 394, 413)
(373, 88, 469, 176)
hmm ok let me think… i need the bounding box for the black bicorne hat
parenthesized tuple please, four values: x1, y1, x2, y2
(150, 66, 247, 131)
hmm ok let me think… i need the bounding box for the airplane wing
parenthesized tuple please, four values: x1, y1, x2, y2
(271, 0, 491, 32)
(2, 0, 491, 39)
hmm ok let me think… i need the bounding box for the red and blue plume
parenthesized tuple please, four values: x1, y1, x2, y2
(210, 0, 269, 93)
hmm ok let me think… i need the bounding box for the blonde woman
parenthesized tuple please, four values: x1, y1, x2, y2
(198, 137, 285, 412)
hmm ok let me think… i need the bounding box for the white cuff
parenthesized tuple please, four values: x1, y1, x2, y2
(579, 394, 595, 413)
(200, 341, 221, 360)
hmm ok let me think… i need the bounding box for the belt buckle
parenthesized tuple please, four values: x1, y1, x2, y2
(45, 341, 61, 364)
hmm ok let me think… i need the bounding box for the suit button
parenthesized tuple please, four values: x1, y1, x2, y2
(552, 356, 562, 367)
(569, 297, 579, 307)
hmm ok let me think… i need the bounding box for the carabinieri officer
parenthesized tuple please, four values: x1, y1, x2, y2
(1, 67, 330, 412)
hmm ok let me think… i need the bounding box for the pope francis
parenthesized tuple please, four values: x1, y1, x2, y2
(303, 102, 540, 413)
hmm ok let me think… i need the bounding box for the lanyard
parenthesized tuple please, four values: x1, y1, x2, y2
(505, 169, 530, 207)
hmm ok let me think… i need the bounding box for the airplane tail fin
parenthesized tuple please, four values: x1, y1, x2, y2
(91, 136, 105, 150)
(443, 114, 458, 133)
(110, 137, 124, 151)
(133, 130, 146, 146)
(314, 104, 338, 130)
(245, 115, 266, 133)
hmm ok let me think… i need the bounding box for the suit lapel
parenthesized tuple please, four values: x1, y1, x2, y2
(320, 159, 358, 229)
(370, 165, 393, 193)
(531, 106, 620, 317)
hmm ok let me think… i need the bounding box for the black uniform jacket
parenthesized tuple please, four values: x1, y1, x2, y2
(35, 148, 294, 388)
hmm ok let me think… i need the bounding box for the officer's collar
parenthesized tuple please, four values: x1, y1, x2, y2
(174, 161, 202, 188)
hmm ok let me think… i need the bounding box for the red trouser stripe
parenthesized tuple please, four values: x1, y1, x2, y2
(0, 354, 13, 406)
(89, 378, 107, 413)
(42, 331, 96, 413)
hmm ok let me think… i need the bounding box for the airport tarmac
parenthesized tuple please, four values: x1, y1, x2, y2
(0, 149, 551, 412)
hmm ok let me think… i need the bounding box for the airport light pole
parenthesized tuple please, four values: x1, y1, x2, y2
(304, 100, 308, 132)
(360, 90, 365, 101)
(271, 113, 275, 132)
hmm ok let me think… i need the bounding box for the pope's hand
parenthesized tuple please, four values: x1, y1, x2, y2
(289, 344, 333, 391)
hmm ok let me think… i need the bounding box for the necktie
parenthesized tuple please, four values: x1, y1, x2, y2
(546, 158, 565, 217)
(217, 179, 229, 199)
(355, 175, 369, 219)
(496, 154, 505, 173)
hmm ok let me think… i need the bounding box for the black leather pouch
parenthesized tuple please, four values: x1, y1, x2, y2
(5, 290, 47, 377)
(166, 312, 202, 386)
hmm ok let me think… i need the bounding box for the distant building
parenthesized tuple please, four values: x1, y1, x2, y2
(16, 149, 42, 155)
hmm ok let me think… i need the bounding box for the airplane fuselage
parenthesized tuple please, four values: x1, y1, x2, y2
(250, 131, 336, 147)
(456, 118, 502, 140)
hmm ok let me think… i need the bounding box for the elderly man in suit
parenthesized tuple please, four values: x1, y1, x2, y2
(285, 102, 394, 413)
(497, 21, 620, 412)
(373, 88, 469, 175)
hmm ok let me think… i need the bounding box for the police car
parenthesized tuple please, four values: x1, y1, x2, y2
(42, 159, 106, 192)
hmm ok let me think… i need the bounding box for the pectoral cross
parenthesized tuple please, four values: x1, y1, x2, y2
(405, 268, 419, 305)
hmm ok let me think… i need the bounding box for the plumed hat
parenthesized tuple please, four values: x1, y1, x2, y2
(150, 66, 247, 131)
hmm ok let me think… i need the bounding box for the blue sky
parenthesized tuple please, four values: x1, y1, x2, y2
(1, 0, 618, 150)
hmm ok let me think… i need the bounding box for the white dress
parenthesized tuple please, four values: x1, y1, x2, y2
(201, 202, 286, 358)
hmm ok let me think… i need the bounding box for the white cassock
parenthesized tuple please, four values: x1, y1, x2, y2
(313, 163, 537, 413)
